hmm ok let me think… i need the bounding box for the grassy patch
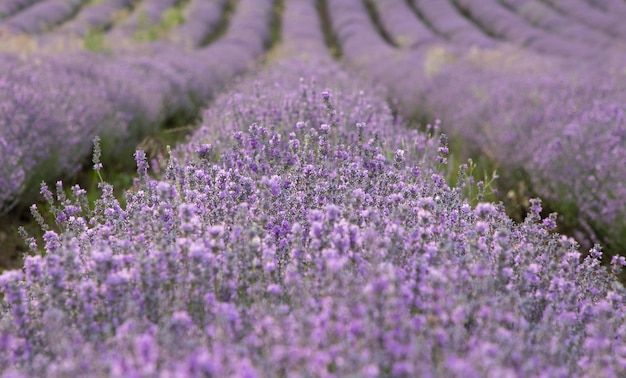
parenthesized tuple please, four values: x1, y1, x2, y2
(83, 29, 108, 52)
(133, 5, 186, 42)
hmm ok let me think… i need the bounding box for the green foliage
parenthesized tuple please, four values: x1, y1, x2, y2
(457, 158, 499, 206)
(133, 6, 185, 42)
(83, 29, 107, 52)
(160, 6, 185, 30)
(270, 0, 285, 47)
(439, 132, 500, 207)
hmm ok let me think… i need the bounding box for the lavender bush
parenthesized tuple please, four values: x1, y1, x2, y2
(0, 0, 274, 212)
(0, 0, 42, 20)
(326, 0, 626, 255)
(40, 0, 135, 41)
(0, 0, 88, 34)
(586, 0, 626, 16)
(104, 0, 181, 44)
(540, 0, 626, 39)
(279, 0, 331, 60)
(499, 0, 618, 47)
(452, 0, 610, 60)
(167, 0, 227, 49)
(365, 0, 441, 49)
(0, 56, 131, 213)
(418, 57, 626, 250)
(1, 58, 625, 376)
(409, 0, 500, 48)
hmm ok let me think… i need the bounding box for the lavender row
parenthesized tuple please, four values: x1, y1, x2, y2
(453, 0, 621, 60)
(1, 59, 625, 376)
(279, 0, 331, 59)
(499, 0, 619, 47)
(43, 0, 135, 39)
(168, 0, 228, 49)
(0, 0, 41, 19)
(0, 0, 88, 34)
(155, 0, 274, 101)
(104, 0, 181, 44)
(0, 53, 186, 213)
(586, 0, 626, 16)
(422, 62, 626, 250)
(541, 0, 626, 39)
(0, 0, 274, 213)
(410, 0, 500, 48)
(366, 0, 441, 49)
(324, 1, 626, 250)
(325, 0, 399, 64)
(176, 57, 432, 164)
(326, 0, 443, 116)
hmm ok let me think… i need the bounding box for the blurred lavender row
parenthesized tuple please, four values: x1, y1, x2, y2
(104, 0, 181, 43)
(588, 0, 626, 16)
(0, 0, 273, 213)
(366, 0, 441, 49)
(422, 63, 626, 250)
(0, 0, 41, 20)
(410, 0, 500, 48)
(1, 55, 625, 376)
(41, 0, 135, 40)
(499, 0, 621, 47)
(325, 0, 626, 253)
(542, 0, 626, 38)
(452, 0, 614, 60)
(168, 0, 228, 49)
(0, 0, 88, 34)
(279, 0, 330, 59)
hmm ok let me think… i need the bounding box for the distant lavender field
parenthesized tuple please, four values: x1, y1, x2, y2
(1, 0, 626, 376)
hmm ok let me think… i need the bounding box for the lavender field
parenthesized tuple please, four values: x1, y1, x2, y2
(1, 0, 626, 376)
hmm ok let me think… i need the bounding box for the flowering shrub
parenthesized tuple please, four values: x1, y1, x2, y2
(409, 0, 500, 48)
(168, 0, 227, 48)
(327, 0, 626, 255)
(589, 0, 626, 15)
(280, 0, 331, 59)
(0, 0, 274, 213)
(540, 0, 626, 39)
(421, 61, 626, 250)
(452, 0, 611, 60)
(0, 0, 41, 20)
(42, 0, 135, 41)
(499, 0, 617, 48)
(1, 59, 625, 376)
(176, 58, 431, 161)
(366, 0, 441, 49)
(0, 0, 89, 34)
(0, 3, 625, 375)
(104, 0, 180, 43)
(0, 56, 132, 213)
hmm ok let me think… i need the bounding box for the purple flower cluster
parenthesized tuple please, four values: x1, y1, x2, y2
(1, 59, 625, 376)
(176, 57, 432, 161)
(0, 55, 131, 212)
(325, 0, 626, 252)
(419, 57, 626, 250)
